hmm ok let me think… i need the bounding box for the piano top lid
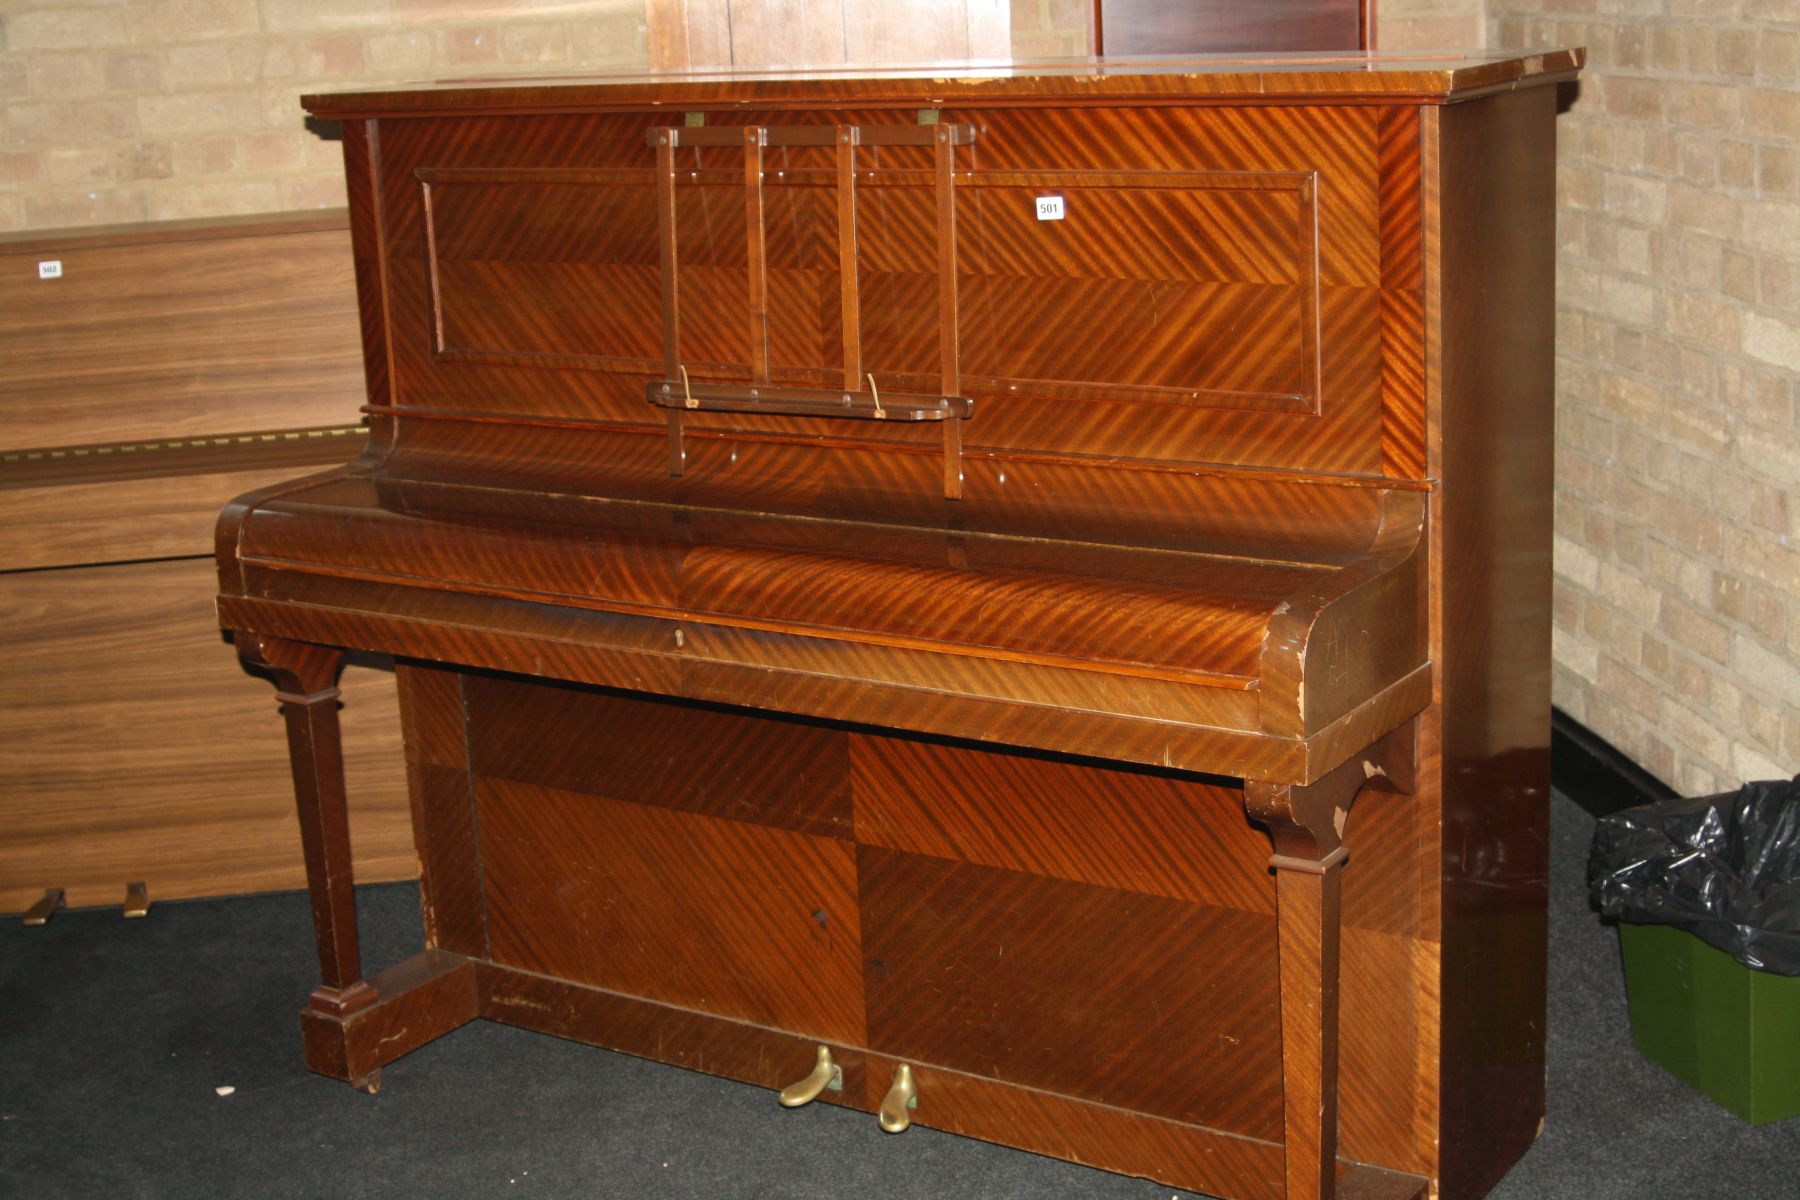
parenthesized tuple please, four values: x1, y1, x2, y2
(301, 48, 1584, 118)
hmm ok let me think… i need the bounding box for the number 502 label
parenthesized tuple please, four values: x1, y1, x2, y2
(1035, 195, 1066, 221)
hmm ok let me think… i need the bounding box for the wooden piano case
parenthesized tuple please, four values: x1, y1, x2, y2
(217, 51, 1581, 1200)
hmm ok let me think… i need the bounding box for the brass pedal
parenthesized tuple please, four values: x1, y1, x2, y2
(878, 1063, 918, 1133)
(123, 882, 151, 918)
(22, 888, 65, 926)
(778, 1045, 841, 1108)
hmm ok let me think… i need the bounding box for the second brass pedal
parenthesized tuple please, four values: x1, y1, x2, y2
(878, 1063, 919, 1133)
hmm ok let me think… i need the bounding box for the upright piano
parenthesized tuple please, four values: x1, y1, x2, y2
(218, 50, 1582, 1200)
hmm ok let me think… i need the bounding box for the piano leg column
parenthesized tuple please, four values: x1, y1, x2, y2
(238, 635, 380, 1083)
(1245, 727, 1415, 1200)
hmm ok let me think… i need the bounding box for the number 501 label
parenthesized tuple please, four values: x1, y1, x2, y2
(1035, 195, 1065, 221)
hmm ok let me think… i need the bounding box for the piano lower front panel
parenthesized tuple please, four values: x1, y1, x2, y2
(397, 663, 1439, 1191)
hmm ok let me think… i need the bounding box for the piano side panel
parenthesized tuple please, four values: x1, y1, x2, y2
(1336, 779, 1437, 1174)
(1338, 925, 1436, 1173)
(343, 122, 393, 425)
(394, 659, 468, 770)
(1427, 87, 1558, 1200)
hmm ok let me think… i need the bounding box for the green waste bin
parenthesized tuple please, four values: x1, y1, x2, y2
(1619, 921, 1800, 1125)
(1591, 775, 1800, 1125)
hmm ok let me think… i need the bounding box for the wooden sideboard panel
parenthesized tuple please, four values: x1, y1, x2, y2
(0, 558, 412, 913)
(0, 211, 413, 916)
(0, 445, 362, 572)
(1430, 86, 1560, 1200)
(0, 214, 364, 450)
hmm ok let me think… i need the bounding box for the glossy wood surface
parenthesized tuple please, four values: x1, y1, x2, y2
(862, 844, 1283, 1132)
(393, 665, 486, 958)
(301, 51, 1583, 117)
(222, 54, 1573, 1200)
(238, 636, 371, 1011)
(1427, 87, 1557, 1200)
(372, 102, 1403, 481)
(445, 671, 1440, 1154)
(233, 473, 1396, 687)
(390, 678, 1438, 1183)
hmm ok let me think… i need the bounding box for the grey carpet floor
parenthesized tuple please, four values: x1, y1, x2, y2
(3, 793, 1796, 1199)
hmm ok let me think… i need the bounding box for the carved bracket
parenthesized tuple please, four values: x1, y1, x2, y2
(1244, 720, 1417, 865)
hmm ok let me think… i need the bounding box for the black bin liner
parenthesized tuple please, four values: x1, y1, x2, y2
(1590, 775, 1800, 976)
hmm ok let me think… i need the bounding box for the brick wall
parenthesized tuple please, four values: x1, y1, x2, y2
(1489, 1, 1800, 791)
(1010, 0, 1089, 57)
(1009, 0, 1489, 55)
(1379, 0, 1486, 49)
(0, 0, 1487, 232)
(0, 0, 651, 232)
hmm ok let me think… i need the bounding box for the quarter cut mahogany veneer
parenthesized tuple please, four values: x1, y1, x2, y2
(218, 50, 1580, 1200)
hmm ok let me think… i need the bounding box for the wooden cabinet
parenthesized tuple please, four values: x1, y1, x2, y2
(0, 214, 412, 915)
(219, 51, 1581, 1200)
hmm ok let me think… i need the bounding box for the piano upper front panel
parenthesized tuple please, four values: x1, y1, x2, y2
(420, 164, 1329, 406)
(372, 100, 1421, 486)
